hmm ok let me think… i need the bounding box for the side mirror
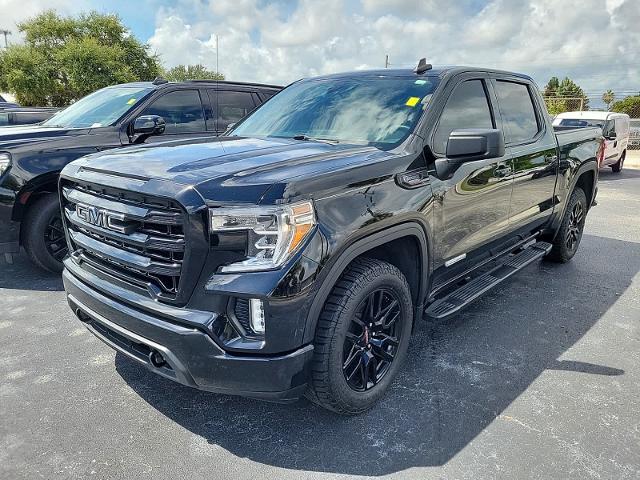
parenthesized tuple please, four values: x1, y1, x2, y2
(133, 115, 166, 136)
(606, 131, 616, 140)
(435, 128, 505, 179)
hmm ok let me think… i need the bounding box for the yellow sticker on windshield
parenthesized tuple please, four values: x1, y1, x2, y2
(127, 98, 137, 105)
(405, 96, 421, 107)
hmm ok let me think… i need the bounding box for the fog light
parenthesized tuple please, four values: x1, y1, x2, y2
(249, 299, 265, 334)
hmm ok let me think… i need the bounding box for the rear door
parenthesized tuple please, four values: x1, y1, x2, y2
(207, 89, 257, 135)
(139, 89, 210, 144)
(493, 78, 558, 233)
(615, 116, 629, 154)
(430, 76, 513, 267)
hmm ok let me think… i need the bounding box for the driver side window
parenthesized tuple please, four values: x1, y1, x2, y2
(142, 90, 206, 134)
(433, 80, 494, 155)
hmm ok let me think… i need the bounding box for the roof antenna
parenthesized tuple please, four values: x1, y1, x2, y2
(152, 76, 168, 85)
(414, 58, 432, 74)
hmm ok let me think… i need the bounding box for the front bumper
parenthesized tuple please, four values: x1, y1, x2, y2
(63, 266, 314, 402)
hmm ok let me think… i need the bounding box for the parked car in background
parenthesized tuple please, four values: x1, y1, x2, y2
(59, 64, 602, 414)
(553, 111, 629, 172)
(0, 94, 20, 109)
(0, 79, 282, 271)
(0, 107, 59, 127)
(630, 118, 640, 150)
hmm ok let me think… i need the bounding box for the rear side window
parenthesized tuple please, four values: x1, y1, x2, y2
(212, 90, 256, 132)
(433, 80, 494, 155)
(0, 113, 8, 126)
(142, 90, 206, 134)
(495, 81, 539, 144)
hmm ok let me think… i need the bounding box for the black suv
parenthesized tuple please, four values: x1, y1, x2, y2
(0, 79, 281, 271)
(59, 65, 601, 414)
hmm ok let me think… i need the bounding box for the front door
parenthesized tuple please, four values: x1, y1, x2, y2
(429, 78, 513, 269)
(602, 118, 618, 165)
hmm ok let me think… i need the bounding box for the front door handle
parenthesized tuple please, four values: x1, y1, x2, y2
(396, 168, 430, 189)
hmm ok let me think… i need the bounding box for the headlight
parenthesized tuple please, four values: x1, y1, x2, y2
(0, 153, 10, 176)
(209, 200, 315, 273)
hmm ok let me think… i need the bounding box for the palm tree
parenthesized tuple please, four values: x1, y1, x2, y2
(602, 90, 615, 110)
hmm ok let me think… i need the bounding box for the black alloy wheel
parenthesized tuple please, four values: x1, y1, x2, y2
(342, 288, 402, 392)
(44, 214, 68, 262)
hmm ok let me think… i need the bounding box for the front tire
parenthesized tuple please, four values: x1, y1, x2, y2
(22, 193, 67, 273)
(306, 257, 413, 415)
(611, 151, 625, 173)
(546, 187, 587, 263)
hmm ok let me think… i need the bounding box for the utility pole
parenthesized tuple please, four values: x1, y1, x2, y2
(385, 54, 389, 68)
(216, 34, 219, 76)
(0, 29, 11, 49)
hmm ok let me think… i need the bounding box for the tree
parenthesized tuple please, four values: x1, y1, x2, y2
(602, 90, 615, 110)
(162, 64, 224, 82)
(542, 76, 589, 114)
(611, 96, 640, 117)
(0, 11, 160, 106)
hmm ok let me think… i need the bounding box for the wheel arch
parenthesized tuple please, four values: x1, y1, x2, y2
(13, 173, 61, 244)
(302, 222, 431, 344)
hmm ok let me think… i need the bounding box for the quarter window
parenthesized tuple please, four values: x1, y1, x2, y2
(495, 81, 539, 144)
(433, 80, 494, 155)
(142, 90, 206, 134)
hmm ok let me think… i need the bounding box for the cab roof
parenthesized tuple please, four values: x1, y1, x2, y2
(110, 80, 282, 90)
(310, 66, 535, 83)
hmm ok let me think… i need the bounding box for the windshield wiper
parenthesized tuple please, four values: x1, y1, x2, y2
(292, 134, 340, 144)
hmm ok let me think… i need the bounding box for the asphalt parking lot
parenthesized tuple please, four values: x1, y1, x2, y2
(2, 156, 640, 480)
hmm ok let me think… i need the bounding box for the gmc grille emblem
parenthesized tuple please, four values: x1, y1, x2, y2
(76, 203, 126, 233)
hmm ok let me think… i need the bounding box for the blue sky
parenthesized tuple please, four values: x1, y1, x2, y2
(2, 0, 639, 105)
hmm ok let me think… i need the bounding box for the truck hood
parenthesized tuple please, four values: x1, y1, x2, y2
(68, 136, 391, 203)
(0, 124, 89, 148)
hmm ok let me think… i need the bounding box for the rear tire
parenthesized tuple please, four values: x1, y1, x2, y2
(306, 257, 413, 415)
(611, 151, 625, 173)
(546, 187, 587, 263)
(22, 193, 67, 273)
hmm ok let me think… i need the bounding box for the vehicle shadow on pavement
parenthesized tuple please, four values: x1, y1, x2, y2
(0, 253, 63, 291)
(115, 233, 636, 476)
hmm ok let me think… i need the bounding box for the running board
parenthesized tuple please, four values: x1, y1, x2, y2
(425, 241, 552, 320)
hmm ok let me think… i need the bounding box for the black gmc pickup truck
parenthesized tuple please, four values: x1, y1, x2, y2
(0, 79, 280, 271)
(59, 63, 602, 414)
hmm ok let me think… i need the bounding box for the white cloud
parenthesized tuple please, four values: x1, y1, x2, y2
(3, 0, 639, 101)
(146, 0, 640, 99)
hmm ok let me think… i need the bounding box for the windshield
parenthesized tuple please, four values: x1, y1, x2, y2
(558, 118, 606, 128)
(43, 85, 153, 128)
(231, 75, 439, 149)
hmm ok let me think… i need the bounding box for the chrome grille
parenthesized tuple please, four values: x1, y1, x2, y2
(61, 181, 186, 298)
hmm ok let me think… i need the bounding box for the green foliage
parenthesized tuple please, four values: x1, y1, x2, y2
(542, 76, 589, 113)
(162, 64, 224, 82)
(611, 96, 640, 116)
(0, 10, 160, 106)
